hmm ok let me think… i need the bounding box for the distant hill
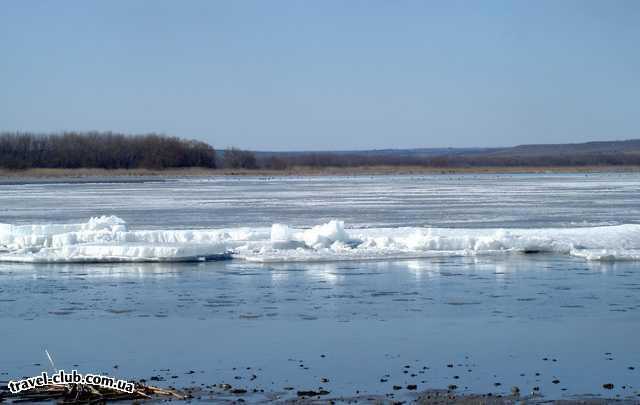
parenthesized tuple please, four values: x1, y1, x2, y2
(253, 147, 500, 158)
(483, 139, 640, 157)
(220, 147, 502, 166)
(251, 139, 640, 168)
(254, 139, 640, 159)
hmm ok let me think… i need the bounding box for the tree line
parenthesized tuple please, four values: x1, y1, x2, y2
(2, 131, 639, 171)
(0, 132, 268, 170)
(0, 132, 217, 170)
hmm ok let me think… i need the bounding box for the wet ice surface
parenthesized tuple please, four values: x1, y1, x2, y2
(1, 174, 640, 401)
(1, 256, 639, 400)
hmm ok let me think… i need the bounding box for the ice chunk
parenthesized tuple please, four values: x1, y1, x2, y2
(302, 220, 350, 248)
(270, 223, 303, 249)
(2, 216, 640, 263)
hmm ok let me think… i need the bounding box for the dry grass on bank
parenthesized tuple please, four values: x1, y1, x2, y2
(1, 165, 640, 179)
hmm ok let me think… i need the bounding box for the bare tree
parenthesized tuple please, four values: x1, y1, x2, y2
(222, 148, 257, 169)
(0, 132, 217, 170)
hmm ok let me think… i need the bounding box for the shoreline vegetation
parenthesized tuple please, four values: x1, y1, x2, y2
(2, 131, 640, 178)
(2, 165, 640, 179)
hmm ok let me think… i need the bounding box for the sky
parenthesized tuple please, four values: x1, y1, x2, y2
(1, 1, 639, 151)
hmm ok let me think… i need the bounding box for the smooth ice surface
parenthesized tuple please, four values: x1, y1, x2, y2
(1, 173, 640, 230)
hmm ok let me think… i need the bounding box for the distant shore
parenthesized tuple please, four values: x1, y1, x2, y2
(1, 165, 640, 179)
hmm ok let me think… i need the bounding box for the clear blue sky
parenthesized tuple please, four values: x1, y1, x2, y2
(1, 1, 638, 150)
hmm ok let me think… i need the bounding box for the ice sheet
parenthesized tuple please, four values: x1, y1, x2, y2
(1, 216, 639, 263)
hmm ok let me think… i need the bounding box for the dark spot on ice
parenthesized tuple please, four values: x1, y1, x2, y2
(371, 291, 399, 297)
(239, 313, 262, 319)
(446, 301, 482, 306)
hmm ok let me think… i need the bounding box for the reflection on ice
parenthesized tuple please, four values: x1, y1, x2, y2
(0, 261, 199, 279)
(0, 255, 637, 326)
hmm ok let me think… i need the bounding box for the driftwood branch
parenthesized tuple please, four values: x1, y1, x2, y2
(0, 381, 185, 403)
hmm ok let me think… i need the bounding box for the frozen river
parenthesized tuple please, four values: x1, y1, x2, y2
(1, 173, 640, 229)
(1, 173, 639, 402)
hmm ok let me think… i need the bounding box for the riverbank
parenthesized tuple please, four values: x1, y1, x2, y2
(2, 165, 640, 179)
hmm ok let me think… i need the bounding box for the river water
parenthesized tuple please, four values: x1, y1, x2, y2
(1, 173, 639, 402)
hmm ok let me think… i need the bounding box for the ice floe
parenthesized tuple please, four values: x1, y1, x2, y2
(1, 216, 639, 263)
